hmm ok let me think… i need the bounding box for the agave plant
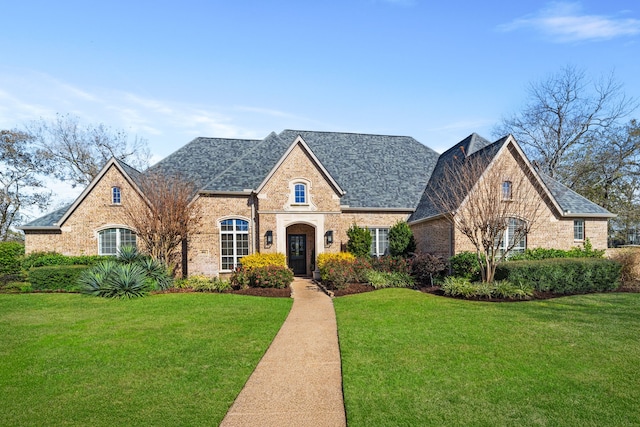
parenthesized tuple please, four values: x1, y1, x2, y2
(79, 246, 174, 298)
(101, 263, 150, 299)
(117, 245, 143, 263)
(79, 259, 118, 297)
(138, 256, 173, 290)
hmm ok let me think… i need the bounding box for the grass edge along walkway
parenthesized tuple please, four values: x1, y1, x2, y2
(0, 292, 292, 427)
(221, 278, 346, 427)
(335, 288, 640, 427)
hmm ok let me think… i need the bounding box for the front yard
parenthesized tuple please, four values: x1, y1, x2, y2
(3, 286, 639, 426)
(335, 289, 640, 426)
(0, 293, 292, 426)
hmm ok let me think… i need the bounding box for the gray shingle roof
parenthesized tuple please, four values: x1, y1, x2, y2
(410, 134, 506, 222)
(539, 172, 615, 216)
(22, 204, 71, 227)
(150, 129, 440, 208)
(147, 136, 262, 191)
(278, 130, 440, 208)
(23, 130, 614, 228)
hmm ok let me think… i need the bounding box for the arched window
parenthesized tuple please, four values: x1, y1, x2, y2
(98, 228, 136, 255)
(112, 186, 121, 204)
(294, 183, 306, 204)
(220, 219, 249, 270)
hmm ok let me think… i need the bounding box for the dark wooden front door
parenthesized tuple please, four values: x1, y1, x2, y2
(288, 234, 307, 276)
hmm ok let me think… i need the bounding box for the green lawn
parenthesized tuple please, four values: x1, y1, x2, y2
(0, 293, 292, 426)
(335, 289, 640, 426)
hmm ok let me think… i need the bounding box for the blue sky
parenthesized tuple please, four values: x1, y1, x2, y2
(2, 1, 640, 210)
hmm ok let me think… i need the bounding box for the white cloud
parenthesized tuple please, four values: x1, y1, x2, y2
(497, 2, 640, 42)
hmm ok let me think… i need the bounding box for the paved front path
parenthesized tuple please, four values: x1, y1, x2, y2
(220, 278, 347, 427)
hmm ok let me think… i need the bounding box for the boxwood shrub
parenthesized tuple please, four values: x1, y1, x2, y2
(21, 252, 104, 269)
(29, 265, 92, 291)
(0, 241, 24, 276)
(495, 258, 620, 294)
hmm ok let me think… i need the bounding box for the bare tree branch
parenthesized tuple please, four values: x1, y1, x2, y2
(495, 66, 637, 178)
(120, 172, 202, 274)
(429, 143, 543, 282)
(27, 113, 150, 187)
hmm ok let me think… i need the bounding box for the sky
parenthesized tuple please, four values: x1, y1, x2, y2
(2, 1, 640, 216)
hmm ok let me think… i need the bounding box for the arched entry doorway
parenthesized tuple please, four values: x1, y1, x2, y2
(286, 223, 315, 276)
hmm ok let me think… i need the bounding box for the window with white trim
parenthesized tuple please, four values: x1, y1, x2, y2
(98, 228, 136, 255)
(112, 186, 121, 204)
(294, 183, 307, 204)
(502, 181, 512, 200)
(220, 219, 249, 270)
(369, 228, 389, 257)
(497, 218, 526, 256)
(574, 219, 585, 241)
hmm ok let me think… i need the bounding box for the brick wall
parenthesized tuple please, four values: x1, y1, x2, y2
(24, 164, 143, 255)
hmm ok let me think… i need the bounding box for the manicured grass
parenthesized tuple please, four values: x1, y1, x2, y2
(335, 289, 640, 426)
(0, 293, 292, 426)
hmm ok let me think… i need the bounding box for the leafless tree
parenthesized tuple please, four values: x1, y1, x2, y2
(429, 144, 543, 282)
(27, 113, 150, 187)
(0, 130, 51, 241)
(496, 66, 637, 179)
(120, 172, 202, 274)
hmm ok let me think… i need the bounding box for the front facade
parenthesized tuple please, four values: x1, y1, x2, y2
(21, 130, 614, 277)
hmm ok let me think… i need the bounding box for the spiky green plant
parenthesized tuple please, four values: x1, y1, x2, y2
(117, 245, 144, 263)
(138, 256, 173, 290)
(101, 263, 150, 299)
(79, 259, 118, 296)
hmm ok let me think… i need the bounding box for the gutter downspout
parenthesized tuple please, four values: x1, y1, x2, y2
(250, 193, 257, 254)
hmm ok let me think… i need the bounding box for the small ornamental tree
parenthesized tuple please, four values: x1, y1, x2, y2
(121, 172, 202, 274)
(388, 221, 416, 257)
(346, 224, 372, 258)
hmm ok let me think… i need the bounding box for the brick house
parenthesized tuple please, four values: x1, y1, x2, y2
(20, 130, 614, 277)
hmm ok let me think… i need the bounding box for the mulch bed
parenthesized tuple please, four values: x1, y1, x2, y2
(332, 283, 376, 297)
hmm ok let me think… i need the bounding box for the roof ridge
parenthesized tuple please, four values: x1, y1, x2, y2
(281, 129, 416, 139)
(200, 131, 282, 191)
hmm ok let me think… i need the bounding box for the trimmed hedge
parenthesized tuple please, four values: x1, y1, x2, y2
(231, 265, 294, 289)
(0, 242, 24, 276)
(495, 258, 620, 294)
(21, 252, 104, 269)
(29, 265, 92, 291)
(239, 252, 286, 268)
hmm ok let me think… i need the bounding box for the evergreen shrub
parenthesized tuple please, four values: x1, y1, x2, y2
(239, 252, 287, 268)
(30, 265, 90, 291)
(495, 258, 620, 294)
(0, 241, 24, 276)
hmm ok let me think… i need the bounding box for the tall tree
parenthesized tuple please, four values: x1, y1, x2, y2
(496, 66, 637, 179)
(429, 145, 543, 283)
(120, 172, 202, 274)
(0, 130, 51, 240)
(28, 113, 150, 187)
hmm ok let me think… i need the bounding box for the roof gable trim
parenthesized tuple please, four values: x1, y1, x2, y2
(255, 135, 346, 196)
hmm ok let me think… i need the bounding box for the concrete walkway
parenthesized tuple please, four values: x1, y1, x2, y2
(220, 278, 347, 427)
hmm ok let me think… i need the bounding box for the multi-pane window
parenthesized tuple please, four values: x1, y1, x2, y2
(574, 219, 585, 241)
(220, 219, 249, 270)
(497, 218, 526, 256)
(294, 183, 306, 204)
(112, 186, 121, 204)
(502, 181, 512, 200)
(369, 228, 389, 257)
(98, 228, 136, 255)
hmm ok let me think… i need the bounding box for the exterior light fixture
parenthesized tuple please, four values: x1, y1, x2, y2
(265, 230, 273, 246)
(325, 230, 333, 245)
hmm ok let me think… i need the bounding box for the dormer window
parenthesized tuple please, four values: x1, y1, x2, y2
(502, 181, 512, 200)
(112, 186, 121, 204)
(294, 183, 307, 204)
